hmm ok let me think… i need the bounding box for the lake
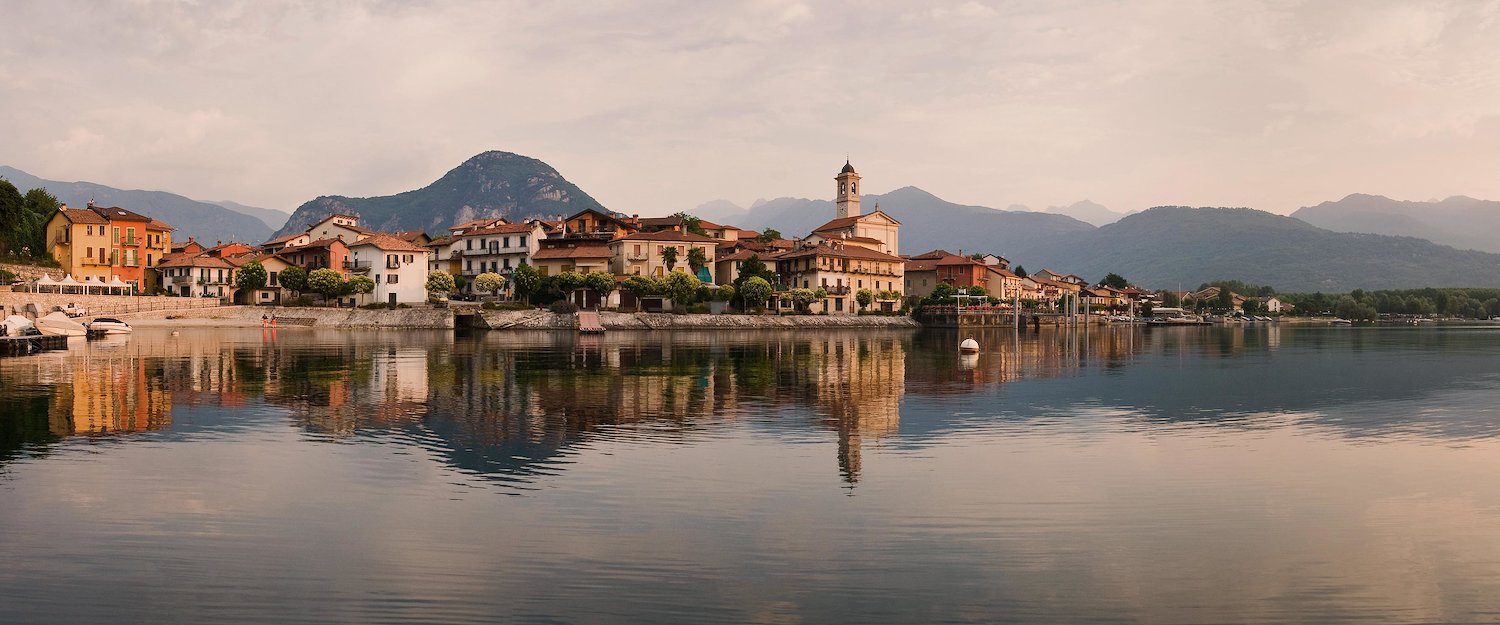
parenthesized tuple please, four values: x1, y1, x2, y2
(5, 324, 1500, 624)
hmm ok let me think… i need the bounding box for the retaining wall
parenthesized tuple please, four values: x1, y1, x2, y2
(0, 292, 223, 319)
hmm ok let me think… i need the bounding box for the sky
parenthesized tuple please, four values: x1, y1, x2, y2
(3, 0, 1499, 217)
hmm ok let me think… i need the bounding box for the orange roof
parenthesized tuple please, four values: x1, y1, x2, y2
(776, 243, 904, 263)
(532, 244, 612, 260)
(353, 234, 430, 253)
(464, 222, 540, 236)
(613, 230, 718, 243)
(57, 207, 108, 224)
(147, 218, 174, 231)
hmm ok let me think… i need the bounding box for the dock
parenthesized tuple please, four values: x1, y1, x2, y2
(576, 310, 605, 334)
(0, 334, 68, 357)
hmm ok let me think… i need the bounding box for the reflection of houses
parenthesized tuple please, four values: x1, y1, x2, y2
(55, 348, 172, 434)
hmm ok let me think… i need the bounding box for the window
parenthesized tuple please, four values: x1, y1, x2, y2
(503, 236, 510, 248)
(126, 227, 136, 244)
(466, 240, 473, 250)
(113, 227, 120, 243)
(519, 236, 526, 246)
(147, 254, 153, 267)
(86, 225, 92, 236)
(270, 271, 279, 286)
(387, 274, 398, 284)
(466, 260, 472, 271)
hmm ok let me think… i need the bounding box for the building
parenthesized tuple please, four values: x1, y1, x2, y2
(776, 242, 905, 313)
(157, 252, 237, 299)
(530, 240, 613, 276)
(44, 203, 174, 293)
(305, 214, 372, 243)
(280, 238, 351, 276)
(609, 230, 718, 280)
(348, 234, 431, 305)
(453, 221, 545, 281)
(802, 161, 901, 255)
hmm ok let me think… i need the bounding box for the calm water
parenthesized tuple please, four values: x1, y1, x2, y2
(5, 325, 1500, 624)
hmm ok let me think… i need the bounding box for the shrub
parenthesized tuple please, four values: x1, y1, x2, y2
(549, 300, 579, 314)
(283, 296, 316, 307)
(359, 302, 395, 310)
(687, 303, 710, 314)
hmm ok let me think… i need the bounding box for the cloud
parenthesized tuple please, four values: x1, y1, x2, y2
(1, 0, 1498, 217)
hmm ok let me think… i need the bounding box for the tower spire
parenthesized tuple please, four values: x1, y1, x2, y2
(835, 159, 861, 219)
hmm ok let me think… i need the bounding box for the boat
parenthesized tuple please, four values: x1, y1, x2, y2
(1330, 318, 1352, 326)
(89, 317, 133, 334)
(34, 311, 87, 337)
(2, 315, 37, 337)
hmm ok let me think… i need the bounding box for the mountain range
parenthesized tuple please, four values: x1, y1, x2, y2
(1292, 194, 1500, 254)
(0, 165, 285, 244)
(272, 151, 606, 238)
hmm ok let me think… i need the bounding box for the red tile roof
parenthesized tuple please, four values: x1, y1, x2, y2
(531, 244, 612, 259)
(613, 230, 719, 243)
(776, 243, 905, 263)
(58, 207, 108, 224)
(353, 234, 431, 253)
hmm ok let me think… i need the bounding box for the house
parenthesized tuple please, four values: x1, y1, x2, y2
(632, 215, 744, 241)
(902, 256, 941, 301)
(230, 252, 295, 305)
(1259, 296, 1287, 313)
(775, 241, 905, 314)
(984, 265, 1024, 301)
(44, 202, 174, 293)
(279, 238, 351, 276)
(262, 232, 311, 253)
(558, 208, 637, 240)
(453, 222, 546, 285)
(713, 247, 778, 286)
(305, 214, 372, 243)
(530, 240, 613, 276)
(349, 234, 431, 305)
(156, 252, 237, 299)
(609, 230, 718, 281)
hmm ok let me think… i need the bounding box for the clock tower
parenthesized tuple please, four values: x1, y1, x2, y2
(835, 160, 861, 219)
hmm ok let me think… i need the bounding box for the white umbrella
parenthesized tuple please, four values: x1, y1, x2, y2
(107, 275, 130, 296)
(81, 275, 104, 295)
(36, 274, 58, 294)
(59, 274, 81, 295)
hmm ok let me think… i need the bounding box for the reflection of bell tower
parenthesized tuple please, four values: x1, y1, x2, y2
(835, 160, 861, 219)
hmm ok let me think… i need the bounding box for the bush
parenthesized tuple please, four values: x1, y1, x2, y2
(687, 303, 710, 314)
(360, 302, 395, 310)
(282, 296, 316, 307)
(549, 300, 579, 314)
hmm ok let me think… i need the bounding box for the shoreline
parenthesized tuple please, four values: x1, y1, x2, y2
(121, 305, 922, 330)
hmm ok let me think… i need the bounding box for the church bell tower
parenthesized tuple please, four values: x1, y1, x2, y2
(835, 160, 861, 219)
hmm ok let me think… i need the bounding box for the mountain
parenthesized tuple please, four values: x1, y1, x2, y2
(274, 151, 606, 238)
(1044, 200, 1125, 227)
(1013, 206, 1500, 292)
(0, 165, 271, 245)
(718, 186, 1097, 256)
(1291, 193, 1500, 253)
(689, 199, 748, 225)
(212, 200, 289, 231)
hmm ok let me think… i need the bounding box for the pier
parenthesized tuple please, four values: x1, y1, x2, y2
(0, 334, 68, 357)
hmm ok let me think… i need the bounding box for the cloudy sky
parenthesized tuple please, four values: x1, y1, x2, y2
(3, 0, 1499, 216)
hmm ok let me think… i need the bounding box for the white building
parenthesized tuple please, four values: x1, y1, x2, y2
(349, 234, 431, 304)
(455, 222, 546, 280)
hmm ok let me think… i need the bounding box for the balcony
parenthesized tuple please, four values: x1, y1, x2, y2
(823, 285, 851, 295)
(386, 260, 402, 270)
(344, 259, 372, 273)
(626, 253, 650, 261)
(123, 237, 138, 246)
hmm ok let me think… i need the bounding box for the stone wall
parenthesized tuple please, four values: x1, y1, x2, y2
(125, 305, 455, 329)
(479, 309, 921, 330)
(0, 292, 223, 319)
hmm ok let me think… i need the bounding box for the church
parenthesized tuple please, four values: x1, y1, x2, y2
(775, 161, 906, 314)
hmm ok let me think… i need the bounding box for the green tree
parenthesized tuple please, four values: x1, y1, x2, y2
(308, 268, 345, 302)
(789, 288, 818, 312)
(660, 245, 678, 271)
(755, 228, 782, 243)
(18, 187, 59, 257)
(673, 212, 708, 236)
(739, 277, 773, 311)
(623, 274, 661, 296)
(855, 288, 874, 310)
(235, 261, 268, 291)
(474, 272, 506, 297)
(662, 270, 700, 311)
(926, 282, 958, 304)
(512, 263, 541, 302)
(556, 271, 585, 294)
(347, 275, 375, 298)
(1013, 265, 1028, 278)
(1215, 288, 1234, 311)
(1161, 290, 1181, 307)
(0, 179, 24, 254)
(1100, 273, 1129, 289)
(425, 270, 456, 295)
(715, 284, 735, 302)
(279, 265, 308, 296)
(687, 246, 708, 272)
(730, 254, 779, 306)
(967, 285, 987, 297)
(583, 271, 617, 299)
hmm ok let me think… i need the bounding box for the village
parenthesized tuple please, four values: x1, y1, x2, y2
(19, 161, 1287, 321)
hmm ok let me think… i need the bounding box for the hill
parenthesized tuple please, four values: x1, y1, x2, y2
(721, 186, 1097, 256)
(212, 200, 289, 231)
(1292, 194, 1500, 253)
(1012, 206, 1500, 292)
(274, 151, 606, 238)
(0, 165, 272, 245)
(1043, 200, 1125, 227)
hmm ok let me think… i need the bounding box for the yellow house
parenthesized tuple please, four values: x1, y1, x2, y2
(45, 206, 113, 283)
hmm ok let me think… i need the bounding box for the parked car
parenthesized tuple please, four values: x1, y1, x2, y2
(54, 303, 89, 317)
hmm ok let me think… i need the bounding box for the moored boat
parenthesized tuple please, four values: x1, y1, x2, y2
(89, 317, 133, 334)
(35, 311, 87, 337)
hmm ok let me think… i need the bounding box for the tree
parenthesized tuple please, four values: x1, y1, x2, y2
(623, 274, 661, 296)
(347, 275, 375, 298)
(0, 180, 24, 254)
(789, 288, 819, 312)
(731, 254, 778, 307)
(235, 261, 268, 292)
(926, 282, 958, 304)
(583, 271, 617, 299)
(967, 285, 987, 297)
(1215, 288, 1234, 311)
(426, 270, 456, 295)
(662, 270, 700, 311)
(474, 272, 506, 298)
(739, 277, 773, 311)
(512, 263, 541, 302)
(855, 288, 874, 310)
(686, 246, 708, 272)
(279, 265, 308, 297)
(672, 212, 708, 236)
(1013, 265, 1028, 278)
(755, 228, 782, 243)
(18, 188, 58, 257)
(715, 284, 735, 303)
(1162, 290, 1181, 307)
(660, 245, 678, 271)
(1100, 273, 1129, 289)
(308, 268, 345, 302)
(1242, 298, 1262, 315)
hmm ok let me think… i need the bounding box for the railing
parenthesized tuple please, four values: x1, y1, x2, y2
(626, 253, 650, 261)
(344, 260, 372, 271)
(824, 285, 851, 295)
(124, 237, 138, 246)
(386, 260, 402, 270)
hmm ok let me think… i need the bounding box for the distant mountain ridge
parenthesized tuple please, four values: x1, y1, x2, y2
(1043, 200, 1126, 227)
(1292, 193, 1500, 253)
(0, 165, 272, 245)
(211, 200, 289, 231)
(1015, 206, 1500, 292)
(273, 151, 606, 238)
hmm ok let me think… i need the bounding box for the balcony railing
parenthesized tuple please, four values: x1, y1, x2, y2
(123, 237, 138, 246)
(626, 253, 650, 261)
(344, 260, 372, 272)
(386, 260, 402, 270)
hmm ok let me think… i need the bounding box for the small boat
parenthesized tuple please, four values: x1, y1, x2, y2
(2, 315, 37, 337)
(1330, 318, 1352, 326)
(35, 311, 87, 337)
(89, 317, 133, 334)
(959, 337, 980, 353)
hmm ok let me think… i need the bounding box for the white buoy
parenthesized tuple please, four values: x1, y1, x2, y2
(959, 337, 980, 353)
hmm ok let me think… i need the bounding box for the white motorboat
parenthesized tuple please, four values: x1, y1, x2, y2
(2, 314, 36, 337)
(89, 317, 133, 334)
(35, 311, 87, 337)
